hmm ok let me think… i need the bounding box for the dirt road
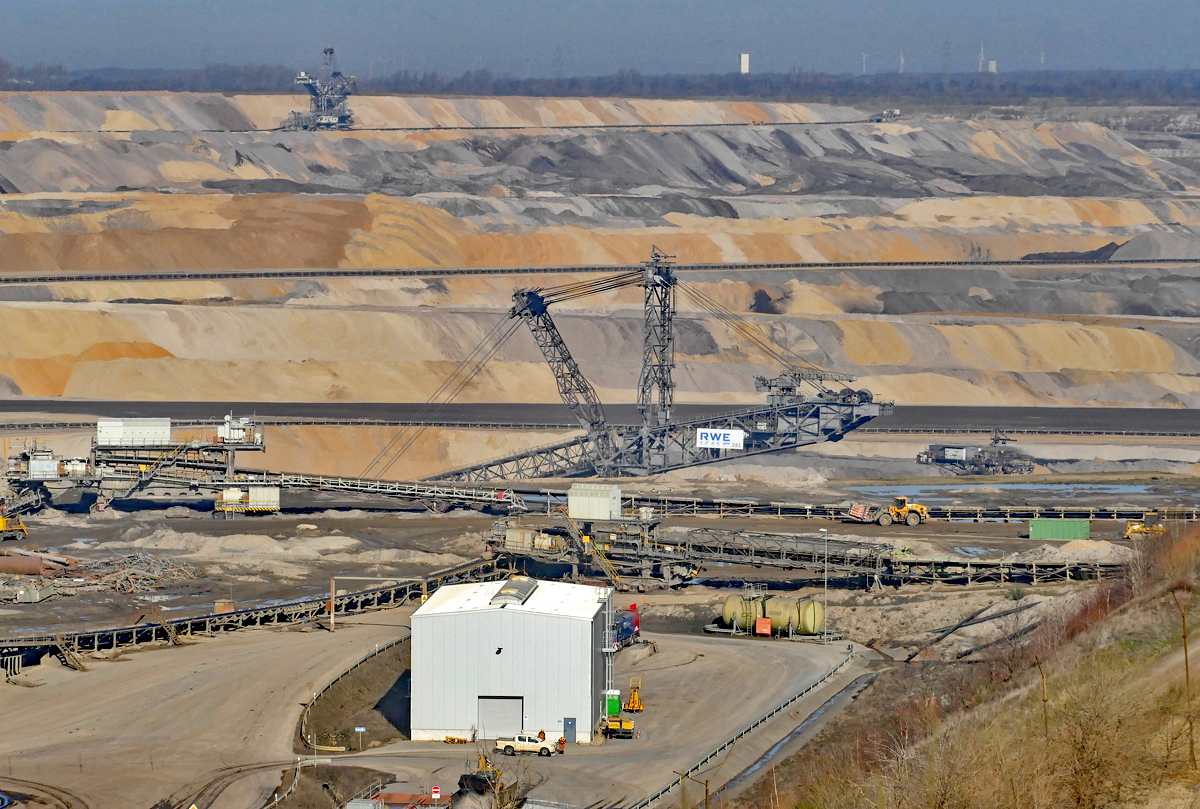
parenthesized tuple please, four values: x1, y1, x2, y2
(327, 634, 855, 806)
(0, 608, 415, 809)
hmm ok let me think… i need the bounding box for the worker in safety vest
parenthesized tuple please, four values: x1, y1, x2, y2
(538, 729, 546, 741)
(557, 736, 566, 753)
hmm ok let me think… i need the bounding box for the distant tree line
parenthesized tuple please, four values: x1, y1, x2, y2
(5, 56, 1200, 106)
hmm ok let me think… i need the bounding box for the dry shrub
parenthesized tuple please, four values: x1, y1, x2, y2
(975, 652, 1177, 809)
(1156, 524, 1200, 582)
(737, 523, 1200, 809)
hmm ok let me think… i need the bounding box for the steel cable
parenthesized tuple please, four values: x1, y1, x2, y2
(359, 317, 520, 478)
(372, 318, 523, 479)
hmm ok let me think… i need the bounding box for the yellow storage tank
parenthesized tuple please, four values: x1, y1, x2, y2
(721, 595, 764, 630)
(798, 599, 825, 635)
(763, 596, 801, 632)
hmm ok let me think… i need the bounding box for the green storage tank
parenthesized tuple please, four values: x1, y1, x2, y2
(604, 689, 622, 716)
(1029, 518, 1090, 540)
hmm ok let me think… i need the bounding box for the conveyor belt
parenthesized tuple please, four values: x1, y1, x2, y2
(0, 557, 509, 658)
(0, 256, 1196, 286)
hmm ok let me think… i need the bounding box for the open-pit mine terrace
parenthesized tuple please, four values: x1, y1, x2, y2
(0, 92, 1196, 458)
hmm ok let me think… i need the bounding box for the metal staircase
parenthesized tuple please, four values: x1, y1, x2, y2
(106, 442, 193, 502)
(557, 508, 623, 587)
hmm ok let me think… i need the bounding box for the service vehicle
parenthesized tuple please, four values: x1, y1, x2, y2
(494, 733, 558, 757)
(613, 605, 640, 648)
(602, 716, 636, 739)
(844, 497, 929, 527)
(0, 515, 28, 541)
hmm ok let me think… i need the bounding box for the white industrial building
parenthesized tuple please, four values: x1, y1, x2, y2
(411, 577, 613, 744)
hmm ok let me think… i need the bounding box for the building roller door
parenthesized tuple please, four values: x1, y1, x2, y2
(477, 697, 523, 739)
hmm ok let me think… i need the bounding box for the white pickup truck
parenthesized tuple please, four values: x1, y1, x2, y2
(494, 733, 557, 757)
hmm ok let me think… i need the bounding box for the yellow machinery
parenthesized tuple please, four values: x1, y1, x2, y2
(624, 677, 644, 712)
(1125, 521, 1167, 540)
(459, 753, 507, 795)
(0, 516, 28, 541)
(884, 496, 928, 527)
(603, 716, 636, 739)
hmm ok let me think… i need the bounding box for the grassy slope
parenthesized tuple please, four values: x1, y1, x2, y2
(734, 529, 1200, 809)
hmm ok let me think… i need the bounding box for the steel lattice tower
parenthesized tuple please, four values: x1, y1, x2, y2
(637, 247, 676, 428)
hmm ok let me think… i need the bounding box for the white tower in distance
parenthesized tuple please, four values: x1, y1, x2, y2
(979, 42, 985, 72)
(740, 53, 750, 74)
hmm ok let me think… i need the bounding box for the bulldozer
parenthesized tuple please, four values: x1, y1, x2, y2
(1125, 518, 1167, 540)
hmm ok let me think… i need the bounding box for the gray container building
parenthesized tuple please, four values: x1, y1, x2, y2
(411, 577, 614, 744)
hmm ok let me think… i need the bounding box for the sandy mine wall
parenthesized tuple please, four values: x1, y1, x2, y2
(0, 93, 866, 133)
(0, 92, 1199, 408)
(1, 276, 1199, 406)
(0, 116, 1192, 203)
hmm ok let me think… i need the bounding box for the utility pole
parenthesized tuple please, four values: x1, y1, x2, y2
(820, 528, 829, 644)
(674, 771, 710, 809)
(1173, 586, 1196, 769)
(1035, 657, 1049, 746)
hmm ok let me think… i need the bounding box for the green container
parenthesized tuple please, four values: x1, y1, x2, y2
(1029, 518, 1090, 541)
(604, 689, 621, 716)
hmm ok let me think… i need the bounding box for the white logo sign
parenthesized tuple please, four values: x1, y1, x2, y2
(696, 428, 745, 450)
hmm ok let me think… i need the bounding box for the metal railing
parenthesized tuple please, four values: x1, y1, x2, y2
(299, 634, 411, 751)
(630, 650, 854, 809)
(263, 763, 302, 808)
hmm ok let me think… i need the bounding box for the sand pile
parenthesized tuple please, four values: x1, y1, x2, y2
(1009, 540, 1134, 565)
(654, 464, 829, 490)
(92, 525, 468, 578)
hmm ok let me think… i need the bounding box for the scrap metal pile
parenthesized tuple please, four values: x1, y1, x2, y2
(1, 550, 197, 602)
(76, 553, 199, 594)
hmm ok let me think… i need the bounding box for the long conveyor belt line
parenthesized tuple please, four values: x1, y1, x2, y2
(510, 489, 1200, 522)
(490, 522, 1126, 587)
(116, 468, 529, 511)
(0, 256, 1198, 286)
(2, 417, 1197, 437)
(0, 557, 512, 659)
(597, 493, 1200, 522)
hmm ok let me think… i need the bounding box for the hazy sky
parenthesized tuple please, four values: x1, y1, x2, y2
(5, 0, 1200, 77)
